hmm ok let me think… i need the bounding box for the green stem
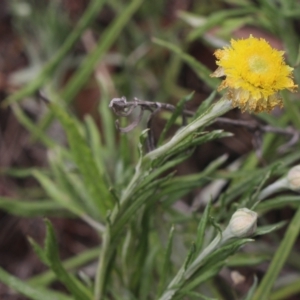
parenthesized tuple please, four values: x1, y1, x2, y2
(184, 235, 221, 279)
(109, 164, 143, 224)
(93, 160, 143, 298)
(256, 178, 288, 203)
(159, 234, 222, 300)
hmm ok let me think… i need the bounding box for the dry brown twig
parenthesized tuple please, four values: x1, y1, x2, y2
(109, 96, 300, 154)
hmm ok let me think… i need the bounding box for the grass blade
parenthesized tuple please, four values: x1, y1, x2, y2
(0, 197, 61, 217)
(39, 0, 143, 132)
(157, 225, 175, 297)
(44, 220, 93, 300)
(0, 267, 72, 300)
(152, 38, 219, 90)
(252, 206, 300, 300)
(3, 0, 107, 107)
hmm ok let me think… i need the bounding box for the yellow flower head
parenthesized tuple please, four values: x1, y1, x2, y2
(211, 35, 298, 113)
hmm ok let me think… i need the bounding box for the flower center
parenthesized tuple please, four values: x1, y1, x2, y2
(248, 56, 269, 73)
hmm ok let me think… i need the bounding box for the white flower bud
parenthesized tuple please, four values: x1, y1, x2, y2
(227, 208, 257, 238)
(287, 165, 300, 192)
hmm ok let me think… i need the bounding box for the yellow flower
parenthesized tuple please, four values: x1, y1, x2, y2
(211, 35, 298, 113)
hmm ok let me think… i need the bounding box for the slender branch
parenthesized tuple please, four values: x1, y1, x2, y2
(109, 96, 193, 116)
(216, 117, 298, 137)
(109, 97, 300, 152)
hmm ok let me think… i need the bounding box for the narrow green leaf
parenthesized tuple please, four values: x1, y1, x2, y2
(139, 246, 160, 300)
(28, 237, 50, 266)
(270, 277, 300, 300)
(139, 152, 193, 190)
(39, 0, 143, 132)
(62, 0, 142, 103)
(94, 226, 113, 299)
(179, 264, 224, 299)
(0, 167, 46, 177)
(112, 188, 156, 237)
(257, 195, 300, 213)
(164, 131, 231, 161)
(0, 267, 72, 300)
(49, 154, 90, 212)
(252, 206, 300, 300)
(144, 99, 232, 161)
(49, 102, 112, 217)
(158, 155, 227, 208)
(161, 252, 193, 300)
(0, 198, 61, 217)
(158, 92, 194, 146)
(227, 253, 270, 267)
(193, 91, 216, 120)
(84, 116, 104, 175)
(178, 287, 218, 300)
(224, 0, 252, 6)
(3, 0, 107, 107)
(184, 243, 197, 271)
(32, 170, 83, 216)
(243, 276, 258, 300)
(63, 171, 101, 219)
(152, 38, 219, 90)
(186, 8, 256, 42)
(11, 104, 57, 149)
(185, 239, 252, 293)
(121, 229, 132, 283)
(48, 151, 100, 219)
(158, 225, 175, 297)
(138, 128, 150, 159)
(195, 201, 212, 253)
(44, 220, 93, 300)
(160, 188, 202, 208)
(131, 209, 151, 295)
(28, 247, 100, 287)
(255, 221, 287, 236)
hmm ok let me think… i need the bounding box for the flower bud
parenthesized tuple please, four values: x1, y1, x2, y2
(227, 208, 257, 238)
(287, 165, 300, 192)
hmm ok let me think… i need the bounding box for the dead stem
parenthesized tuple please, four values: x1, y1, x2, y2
(109, 97, 300, 154)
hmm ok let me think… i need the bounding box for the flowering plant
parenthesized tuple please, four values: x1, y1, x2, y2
(2, 2, 300, 300)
